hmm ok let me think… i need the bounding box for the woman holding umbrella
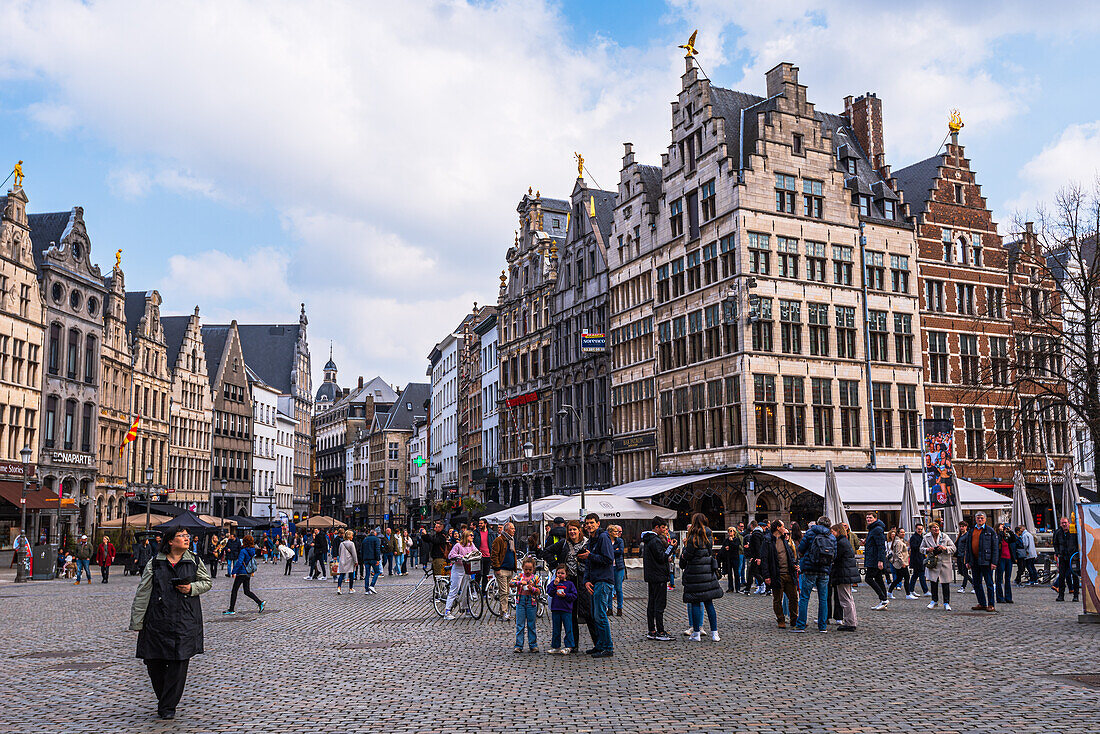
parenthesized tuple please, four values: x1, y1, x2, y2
(129, 527, 212, 720)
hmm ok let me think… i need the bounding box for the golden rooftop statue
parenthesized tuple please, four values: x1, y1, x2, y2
(948, 109, 964, 133)
(115, 248, 122, 270)
(588, 195, 596, 218)
(12, 160, 24, 188)
(679, 29, 698, 57)
(575, 152, 584, 178)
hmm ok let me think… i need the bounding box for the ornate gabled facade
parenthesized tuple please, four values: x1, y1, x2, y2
(551, 176, 616, 494)
(29, 206, 107, 539)
(97, 256, 132, 523)
(163, 309, 213, 511)
(201, 321, 252, 517)
(125, 291, 171, 499)
(497, 190, 569, 507)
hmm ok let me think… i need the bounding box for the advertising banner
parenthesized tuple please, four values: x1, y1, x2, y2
(1079, 502, 1100, 617)
(924, 419, 957, 510)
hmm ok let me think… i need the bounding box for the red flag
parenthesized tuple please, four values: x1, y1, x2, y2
(119, 415, 141, 458)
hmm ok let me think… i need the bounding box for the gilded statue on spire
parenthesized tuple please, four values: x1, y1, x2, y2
(948, 109, 964, 134)
(679, 29, 698, 57)
(12, 160, 24, 188)
(115, 248, 122, 271)
(575, 152, 584, 178)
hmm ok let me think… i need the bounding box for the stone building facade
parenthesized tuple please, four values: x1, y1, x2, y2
(497, 191, 569, 506)
(201, 322, 252, 517)
(551, 177, 616, 494)
(124, 291, 171, 498)
(474, 310, 500, 503)
(367, 383, 428, 528)
(30, 207, 107, 538)
(162, 309, 212, 512)
(97, 258, 131, 523)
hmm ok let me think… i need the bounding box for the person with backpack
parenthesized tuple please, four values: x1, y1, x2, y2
(224, 532, 241, 579)
(542, 517, 569, 570)
(223, 535, 265, 615)
(905, 523, 930, 599)
(794, 516, 836, 632)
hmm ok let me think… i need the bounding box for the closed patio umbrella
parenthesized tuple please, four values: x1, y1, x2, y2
(900, 467, 921, 531)
(823, 460, 848, 528)
(1010, 470, 1037, 535)
(1063, 463, 1082, 532)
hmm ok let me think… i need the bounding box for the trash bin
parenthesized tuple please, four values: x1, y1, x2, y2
(31, 544, 57, 581)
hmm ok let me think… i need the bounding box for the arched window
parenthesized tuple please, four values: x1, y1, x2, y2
(955, 236, 968, 266)
(47, 323, 61, 375)
(83, 334, 97, 384)
(66, 328, 80, 379)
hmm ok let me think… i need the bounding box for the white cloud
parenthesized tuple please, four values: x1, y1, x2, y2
(1005, 121, 1100, 214)
(107, 166, 231, 202)
(25, 101, 76, 133)
(161, 248, 294, 308)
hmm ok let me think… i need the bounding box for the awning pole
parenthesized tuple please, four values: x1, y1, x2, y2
(919, 417, 930, 524)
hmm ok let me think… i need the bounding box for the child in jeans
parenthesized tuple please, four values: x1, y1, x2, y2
(512, 558, 540, 653)
(547, 565, 577, 654)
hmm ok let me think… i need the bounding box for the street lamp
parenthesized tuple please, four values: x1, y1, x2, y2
(144, 465, 154, 532)
(268, 484, 275, 521)
(523, 441, 534, 527)
(15, 446, 32, 582)
(558, 404, 586, 516)
(220, 478, 228, 526)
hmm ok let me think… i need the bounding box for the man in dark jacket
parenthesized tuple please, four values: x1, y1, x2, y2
(761, 520, 798, 628)
(426, 521, 448, 577)
(360, 529, 383, 593)
(581, 514, 615, 658)
(964, 512, 998, 611)
(745, 522, 767, 595)
(1053, 516, 1079, 602)
(795, 516, 836, 632)
(906, 524, 929, 598)
(225, 532, 242, 579)
(308, 530, 326, 580)
(830, 525, 859, 631)
(473, 519, 497, 592)
(543, 517, 569, 569)
(954, 521, 971, 592)
(863, 513, 889, 608)
(720, 527, 743, 593)
(641, 518, 674, 641)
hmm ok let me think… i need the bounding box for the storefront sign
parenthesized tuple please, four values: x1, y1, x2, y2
(506, 391, 539, 408)
(51, 452, 96, 467)
(0, 461, 35, 478)
(613, 433, 656, 452)
(580, 332, 607, 353)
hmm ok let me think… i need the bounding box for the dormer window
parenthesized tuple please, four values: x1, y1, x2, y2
(883, 200, 896, 220)
(857, 195, 871, 217)
(847, 159, 857, 175)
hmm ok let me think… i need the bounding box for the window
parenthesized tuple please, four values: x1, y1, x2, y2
(995, 408, 1014, 459)
(64, 399, 76, 450)
(657, 321, 672, 371)
(972, 233, 983, 266)
(702, 242, 718, 284)
(722, 298, 738, 354)
(941, 228, 953, 262)
(750, 296, 773, 352)
(806, 242, 826, 282)
(83, 335, 96, 384)
(775, 237, 798, 278)
(808, 303, 829, 356)
(811, 378, 834, 446)
(775, 174, 797, 213)
(704, 304, 721, 359)
(81, 403, 93, 453)
(754, 375, 777, 445)
(954, 183, 964, 204)
(965, 408, 984, 459)
(66, 328, 79, 379)
(792, 133, 804, 155)
(960, 334, 979, 384)
(802, 179, 823, 218)
(779, 300, 801, 354)
(701, 179, 716, 221)
(832, 245, 853, 285)
(846, 157, 857, 176)
(890, 254, 909, 293)
(864, 251, 885, 290)
(957, 283, 975, 315)
(925, 280, 945, 312)
(783, 376, 806, 445)
(707, 379, 724, 448)
(748, 233, 770, 275)
(954, 237, 968, 265)
(388, 442, 399, 460)
(44, 395, 57, 448)
(656, 264, 670, 303)
(868, 310, 888, 361)
(991, 337, 1010, 385)
(688, 310, 704, 363)
(672, 316, 687, 367)
(726, 376, 743, 445)
(686, 250, 701, 291)
(883, 200, 896, 220)
(898, 384, 918, 448)
(839, 380, 860, 447)
(928, 331, 949, 383)
(48, 323, 60, 375)
(720, 235, 736, 278)
(872, 382, 893, 448)
(858, 195, 871, 217)
(669, 198, 684, 237)
(893, 313, 913, 364)
(986, 286, 1004, 319)
(835, 306, 857, 359)
(670, 257, 685, 297)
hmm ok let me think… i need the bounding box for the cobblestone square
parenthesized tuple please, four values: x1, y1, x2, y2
(2, 563, 1098, 733)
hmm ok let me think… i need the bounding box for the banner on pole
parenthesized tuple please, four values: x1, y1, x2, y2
(924, 418, 957, 510)
(1079, 502, 1100, 617)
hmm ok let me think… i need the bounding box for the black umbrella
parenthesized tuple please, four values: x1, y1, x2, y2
(225, 514, 263, 529)
(154, 510, 216, 532)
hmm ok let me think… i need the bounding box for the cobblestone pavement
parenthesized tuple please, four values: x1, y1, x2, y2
(2, 562, 1098, 733)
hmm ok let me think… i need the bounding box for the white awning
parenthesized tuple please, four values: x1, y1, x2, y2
(481, 492, 675, 525)
(760, 470, 1011, 510)
(606, 472, 734, 499)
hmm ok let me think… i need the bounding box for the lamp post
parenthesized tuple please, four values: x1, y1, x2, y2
(143, 465, 154, 532)
(523, 441, 534, 527)
(220, 478, 227, 528)
(558, 404, 586, 516)
(268, 484, 275, 522)
(15, 446, 32, 582)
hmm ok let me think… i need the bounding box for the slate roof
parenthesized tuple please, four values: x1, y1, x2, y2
(384, 382, 431, 431)
(708, 86, 765, 167)
(161, 315, 192, 374)
(637, 164, 662, 210)
(315, 380, 342, 404)
(591, 188, 617, 239)
(892, 155, 944, 218)
(27, 210, 74, 269)
(539, 197, 571, 213)
(199, 326, 230, 389)
(124, 291, 153, 336)
(205, 323, 301, 395)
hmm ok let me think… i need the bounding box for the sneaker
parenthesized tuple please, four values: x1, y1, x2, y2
(818, 628, 827, 633)
(682, 628, 693, 636)
(592, 650, 614, 658)
(336, 589, 342, 595)
(923, 591, 932, 597)
(888, 592, 896, 599)
(956, 587, 966, 593)
(529, 647, 539, 653)
(654, 632, 673, 641)
(502, 613, 510, 621)
(222, 610, 236, 615)
(513, 647, 523, 653)
(871, 602, 888, 611)
(927, 601, 937, 609)
(549, 648, 560, 653)
(258, 601, 265, 613)
(644, 632, 657, 640)
(444, 613, 457, 620)
(711, 631, 721, 642)
(559, 648, 571, 655)
(904, 594, 918, 600)
(790, 627, 806, 633)
(943, 603, 952, 611)
(689, 631, 701, 641)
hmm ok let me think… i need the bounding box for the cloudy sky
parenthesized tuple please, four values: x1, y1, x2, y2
(2, 0, 1098, 390)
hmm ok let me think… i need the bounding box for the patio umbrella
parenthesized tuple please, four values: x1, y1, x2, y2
(225, 514, 262, 529)
(1063, 463, 1082, 532)
(823, 460, 848, 528)
(199, 514, 235, 528)
(297, 514, 347, 529)
(900, 467, 922, 531)
(100, 512, 172, 528)
(1010, 470, 1037, 535)
(154, 510, 216, 532)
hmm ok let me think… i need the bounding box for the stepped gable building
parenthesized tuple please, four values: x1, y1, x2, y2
(201, 322, 252, 517)
(367, 381, 429, 528)
(497, 190, 570, 506)
(124, 291, 171, 499)
(473, 308, 500, 504)
(608, 146, 661, 485)
(162, 309, 213, 512)
(29, 206, 107, 538)
(611, 59, 924, 529)
(0, 185, 45, 540)
(96, 255, 132, 523)
(894, 128, 1069, 510)
(550, 174, 617, 495)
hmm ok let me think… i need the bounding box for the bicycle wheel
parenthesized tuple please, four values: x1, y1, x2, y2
(485, 577, 501, 617)
(535, 591, 547, 618)
(466, 583, 485, 620)
(433, 577, 448, 617)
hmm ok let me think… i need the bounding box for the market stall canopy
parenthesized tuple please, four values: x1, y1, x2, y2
(225, 514, 263, 528)
(480, 495, 570, 525)
(297, 515, 347, 529)
(154, 510, 216, 531)
(199, 515, 236, 527)
(101, 512, 172, 528)
(606, 473, 735, 500)
(762, 470, 1011, 510)
(482, 492, 675, 525)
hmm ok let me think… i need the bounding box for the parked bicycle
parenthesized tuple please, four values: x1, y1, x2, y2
(485, 554, 548, 619)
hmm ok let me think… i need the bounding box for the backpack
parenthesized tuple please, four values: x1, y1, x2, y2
(243, 552, 258, 575)
(810, 530, 836, 567)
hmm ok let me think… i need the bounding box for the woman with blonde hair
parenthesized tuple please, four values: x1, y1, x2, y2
(335, 530, 358, 595)
(887, 529, 911, 598)
(920, 522, 956, 611)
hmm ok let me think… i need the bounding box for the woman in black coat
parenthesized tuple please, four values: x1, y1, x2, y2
(129, 527, 212, 720)
(828, 524, 860, 631)
(680, 513, 723, 642)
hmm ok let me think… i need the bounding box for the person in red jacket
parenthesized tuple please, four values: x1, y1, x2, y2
(96, 535, 117, 584)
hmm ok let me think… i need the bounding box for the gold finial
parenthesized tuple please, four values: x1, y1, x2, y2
(948, 109, 964, 133)
(500, 269, 507, 285)
(528, 186, 533, 196)
(575, 152, 584, 178)
(115, 248, 122, 270)
(549, 244, 558, 258)
(535, 189, 540, 199)
(679, 29, 698, 57)
(12, 160, 24, 188)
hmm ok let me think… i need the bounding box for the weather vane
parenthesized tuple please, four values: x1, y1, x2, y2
(679, 29, 698, 57)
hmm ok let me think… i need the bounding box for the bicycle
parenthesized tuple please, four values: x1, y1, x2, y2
(432, 562, 484, 620)
(485, 555, 548, 619)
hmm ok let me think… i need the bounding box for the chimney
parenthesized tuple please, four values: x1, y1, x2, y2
(848, 93, 885, 177)
(765, 62, 799, 99)
(623, 142, 634, 168)
(358, 376, 364, 389)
